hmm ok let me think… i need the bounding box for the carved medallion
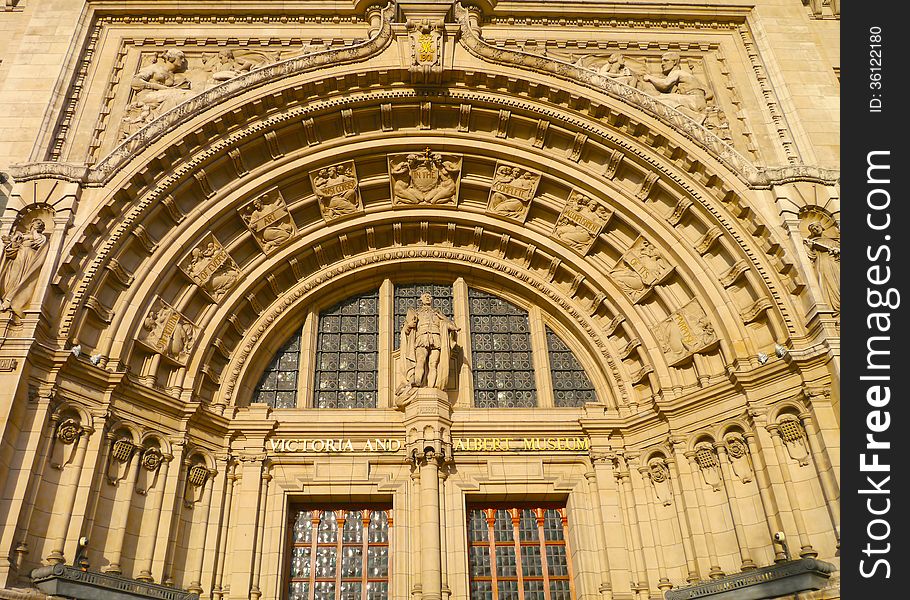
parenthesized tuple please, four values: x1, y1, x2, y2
(309, 161, 364, 222)
(551, 190, 612, 255)
(486, 163, 541, 222)
(137, 297, 199, 365)
(239, 188, 298, 254)
(655, 299, 717, 366)
(388, 149, 462, 206)
(178, 233, 241, 302)
(610, 236, 674, 303)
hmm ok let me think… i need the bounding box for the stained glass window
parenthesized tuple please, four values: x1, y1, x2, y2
(314, 290, 379, 408)
(468, 289, 537, 408)
(252, 332, 301, 408)
(467, 506, 574, 600)
(289, 507, 391, 600)
(545, 328, 596, 407)
(393, 283, 454, 349)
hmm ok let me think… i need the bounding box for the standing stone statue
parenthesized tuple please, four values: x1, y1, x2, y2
(0, 218, 49, 316)
(396, 293, 459, 406)
(804, 222, 840, 315)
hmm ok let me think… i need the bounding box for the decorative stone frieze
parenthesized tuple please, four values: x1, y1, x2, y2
(309, 161, 364, 222)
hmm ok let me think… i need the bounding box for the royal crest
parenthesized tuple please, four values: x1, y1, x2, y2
(388, 149, 462, 206)
(137, 297, 199, 365)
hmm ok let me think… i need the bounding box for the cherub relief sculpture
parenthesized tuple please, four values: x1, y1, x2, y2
(654, 299, 717, 366)
(640, 52, 714, 123)
(486, 164, 541, 222)
(138, 298, 198, 364)
(552, 191, 612, 254)
(803, 221, 840, 314)
(179, 234, 241, 302)
(610, 237, 673, 303)
(239, 189, 298, 254)
(0, 217, 49, 316)
(310, 162, 363, 221)
(388, 149, 462, 206)
(395, 293, 460, 408)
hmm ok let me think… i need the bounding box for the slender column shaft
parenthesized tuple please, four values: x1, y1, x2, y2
(585, 469, 613, 599)
(136, 457, 171, 581)
(45, 429, 92, 564)
(686, 454, 723, 578)
(420, 455, 442, 600)
(800, 413, 841, 540)
(666, 456, 699, 582)
(767, 428, 816, 557)
(212, 465, 237, 600)
(103, 451, 140, 574)
(187, 474, 216, 594)
(615, 457, 648, 597)
(715, 447, 754, 570)
(250, 469, 271, 599)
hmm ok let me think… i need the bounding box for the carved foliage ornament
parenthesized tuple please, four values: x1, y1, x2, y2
(178, 233, 241, 302)
(389, 149, 462, 206)
(655, 299, 717, 366)
(309, 161, 364, 222)
(552, 190, 612, 255)
(239, 188, 299, 255)
(486, 162, 541, 223)
(56, 419, 82, 445)
(610, 236, 673, 303)
(137, 297, 199, 365)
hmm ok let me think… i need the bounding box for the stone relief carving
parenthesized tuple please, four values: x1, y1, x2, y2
(552, 191, 612, 255)
(239, 188, 298, 254)
(178, 233, 241, 302)
(778, 417, 810, 467)
(137, 297, 198, 365)
(407, 20, 445, 83)
(645, 457, 673, 506)
(639, 52, 715, 124)
(310, 161, 364, 221)
(610, 236, 673, 303)
(388, 149, 462, 206)
(0, 216, 49, 316)
(802, 219, 840, 314)
(655, 299, 717, 366)
(136, 446, 165, 495)
(50, 418, 83, 470)
(183, 462, 211, 508)
(486, 163, 541, 222)
(724, 434, 753, 483)
(106, 438, 135, 485)
(395, 292, 460, 408)
(693, 444, 722, 491)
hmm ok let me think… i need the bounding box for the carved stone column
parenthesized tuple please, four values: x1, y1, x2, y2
(664, 449, 700, 583)
(766, 424, 817, 558)
(635, 460, 671, 592)
(212, 462, 239, 600)
(102, 438, 139, 575)
(135, 447, 173, 581)
(228, 455, 267, 600)
(584, 458, 613, 600)
(685, 451, 724, 579)
(741, 431, 786, 561)
(799, 410, 840, 542)
(668, 438, 709, 582)
(416, 447, 443, 600)
(249, 465, 272, 600)
(715, 444, 756, 570)
(186, 464, 218, 595)
(44, 419, 93, 565)
(614, 453, 649, 599)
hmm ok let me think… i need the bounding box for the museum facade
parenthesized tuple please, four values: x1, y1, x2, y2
(0, 1, 840, 599)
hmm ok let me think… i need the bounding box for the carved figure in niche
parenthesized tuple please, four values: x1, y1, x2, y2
(179, 235, 241, 302)
(804, 221, 840, 314)
(138, 298, 197, 365)
(239, 189, 298, 254)
(310, 162, 363, 221)
(486, 164, 541, 222)
(646, 457, 673, 506)
(640, 52, 714, 123)
(389, 150, 462, 206)
(724, 435, 753, 483)
(396, 293, 460, 406)
(552, 191, 612, 254)
(655, 299, 717, 366)
(203, 49, 256, 81)
(610, 237, 673, 302)
(0, 217, 49, 316)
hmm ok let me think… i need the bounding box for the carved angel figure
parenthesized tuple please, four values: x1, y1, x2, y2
(489, 166, 537, 218)
(598, 53, 639, 88)
(804, 222, 840, 314)
(390, 150, 462, 205)
(396, 293, 459, 406)
(244, 197, 295, 252)
(0, 218, 49, 316)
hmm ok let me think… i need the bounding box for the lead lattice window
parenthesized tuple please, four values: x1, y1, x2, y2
(253, 332, 301, 408)
(545, 329, 595, 408)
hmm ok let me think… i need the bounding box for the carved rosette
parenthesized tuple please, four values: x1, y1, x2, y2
(485, 162, 541, 223)
(551, 190, 612, 255)
(178, 232, 241, 302)
(654, 299, 717, 366)
(141, 447, 164, 472)
(137, 297, 199, 365)
(309, 161, 364, 222)
(238, 187, 299, 255)
(610, 235, 674, 303)
(56, 419, 82, 445)
(388, 150, 462, 206)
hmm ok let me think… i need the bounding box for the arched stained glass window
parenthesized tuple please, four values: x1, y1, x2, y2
(468, 288, 537, 408)
(546, 328, 596, 407)
(314, 290, 379, 408)
(393, 283, 453, 349)
(252, 332, 301, 408)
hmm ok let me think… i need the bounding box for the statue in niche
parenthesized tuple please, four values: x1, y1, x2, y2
(0, 217, 49, 316)
(640, 51, 714, 123)
(552, 191, 612, 254)
(610, 237, 672, 302)
(202, 49, 257, 81)
(396, 293, 460, 407)
(803, 221, 840, 314)
(646, 457, 673, 506)
(239, 189, 298, 254)
(655, 299, 717, 366)
(179, 235, 241, 302)
(138, 298, 197, 364)
(310, 162, 363, 221)
(486, 164, 541, 221)
(389, 150, 462, 206)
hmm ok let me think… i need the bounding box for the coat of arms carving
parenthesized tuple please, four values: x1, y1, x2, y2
(610, 236, 674, 303)
(178, 233, 241, 302)
(137, 297, 198, 365)
(655, 299, 717, 366)
(552, 191, 612, 255)
(309, 161, 363, 222)
(388, 149, 462, 206)
(486, 163, 541, 222)
(238, 188, 298, 254)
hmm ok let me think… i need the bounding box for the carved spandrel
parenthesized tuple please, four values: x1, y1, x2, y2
(137, 297, 198, 365)
(239, 188, 298, 254)
(655, 299, 717, 366)
(610, 236, 673, 303)
(551, 190, 612, 255)
(388, 149, 462, 206)
(178, 233, 241, 302)
(485, 162, 541, 223)
(309, 161, 364, 222)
